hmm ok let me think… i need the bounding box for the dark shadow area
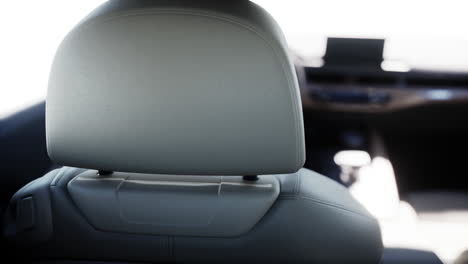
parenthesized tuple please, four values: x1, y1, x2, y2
(0, 102, 53, 209)
(382, 129, 468, 195)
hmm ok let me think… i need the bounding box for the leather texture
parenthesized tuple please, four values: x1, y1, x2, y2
(4, 167, 383, 263)
(46, 0, 305, 175)
(67, 170, 280, 237)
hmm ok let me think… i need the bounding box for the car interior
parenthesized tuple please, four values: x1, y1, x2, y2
(1, 0, 468, 263)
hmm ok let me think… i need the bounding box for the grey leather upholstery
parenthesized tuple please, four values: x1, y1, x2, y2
(67, 170, 280, 237)
(4, 0, 383, 263)
(5, 167, 382, 263)
(47, 0, 304, 175)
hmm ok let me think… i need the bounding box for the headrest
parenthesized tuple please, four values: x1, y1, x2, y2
(46, 0, 305, 175)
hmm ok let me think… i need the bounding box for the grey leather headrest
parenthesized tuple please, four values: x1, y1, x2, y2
(46, 0, 305, 175)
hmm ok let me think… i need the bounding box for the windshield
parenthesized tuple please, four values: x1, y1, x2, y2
(254, 0, 468, 72)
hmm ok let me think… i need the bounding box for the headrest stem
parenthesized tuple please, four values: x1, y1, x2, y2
(243, 175, 259, 181)
(97, 170, 113, 176)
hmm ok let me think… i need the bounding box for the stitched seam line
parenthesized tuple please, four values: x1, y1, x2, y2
(279, 195, 375, 220)
(301, 196, 372, 219)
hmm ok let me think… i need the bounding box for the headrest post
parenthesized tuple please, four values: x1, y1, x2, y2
(243, 175, 259, 181)
(97, 170, 113, 176)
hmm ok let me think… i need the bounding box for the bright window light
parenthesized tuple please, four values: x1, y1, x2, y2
(0, 0, 106, 119)
(253, 0, 468, 72)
